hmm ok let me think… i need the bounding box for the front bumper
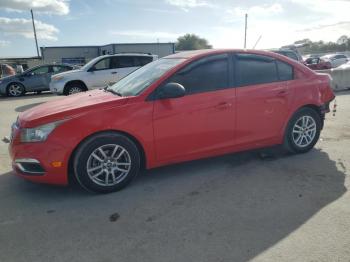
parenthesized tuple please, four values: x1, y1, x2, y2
(9, 140, 69, 185)
(49, 81, 65, 95)
(0, 84, 7, 95)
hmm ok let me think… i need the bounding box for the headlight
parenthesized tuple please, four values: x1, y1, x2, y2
(52, 75, 64, 81)
(20, 120, 65, 142)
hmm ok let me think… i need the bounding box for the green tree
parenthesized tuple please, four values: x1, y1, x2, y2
(175, 34, 212, 51)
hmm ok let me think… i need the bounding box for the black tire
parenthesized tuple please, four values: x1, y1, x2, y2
(65, 83, 85, 95)
(7, 82, 25, 97)
(283, 107, 322, 154)
(73, 132, 141, 193)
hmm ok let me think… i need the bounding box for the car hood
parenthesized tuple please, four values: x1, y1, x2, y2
(0, 74, 16, 82)
(19, 90, 129, 127)
(52, 69, 83, 78)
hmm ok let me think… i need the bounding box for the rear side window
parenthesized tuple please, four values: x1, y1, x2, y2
(235, 54, 293, 86)
(112, 56, 135, 68)
(167, 54, 229, 95)
(134, 56, 153, 67)
(285, 52, 298, 61)
(31, 66, 49, 75)
(236, 54, 278, 86)
(276, 61, 293, 81)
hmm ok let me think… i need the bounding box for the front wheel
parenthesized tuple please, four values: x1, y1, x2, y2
(284, 108, 322, 154)
(73, 132, 141, 193)
(7, 83, 25, 97)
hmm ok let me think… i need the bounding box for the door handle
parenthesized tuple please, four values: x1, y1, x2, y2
(276, 90, 289, 97)
(215, 102, 232, 110)
(111, 71, 118, 74)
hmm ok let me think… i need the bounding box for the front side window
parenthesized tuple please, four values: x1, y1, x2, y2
(166, 54, 229, 95)
(236, 54, 278, 86)
(93, 58, 111, 71)
(52, 66, 71, 73)
(31, 66, 49, 75)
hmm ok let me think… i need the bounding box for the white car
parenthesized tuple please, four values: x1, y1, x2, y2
(338, 61, 350, 69)
(321, 54, 348, 68)
(50, 53, 158, 95)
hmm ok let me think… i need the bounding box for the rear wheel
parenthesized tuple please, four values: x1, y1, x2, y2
(7, 83, 25, 97)
(73, 132, 141, 193)
(284, 108, 322, 153)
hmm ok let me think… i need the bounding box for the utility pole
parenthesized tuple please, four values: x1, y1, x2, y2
(31, 9, 40, 57)
(244, 13, 248, 49)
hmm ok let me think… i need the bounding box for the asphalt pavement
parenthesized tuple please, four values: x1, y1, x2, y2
(0, 91, 349, 262)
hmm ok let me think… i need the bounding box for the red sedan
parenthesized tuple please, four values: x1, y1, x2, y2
(8, 49, 335, 193)
(305, 57, 332, 70)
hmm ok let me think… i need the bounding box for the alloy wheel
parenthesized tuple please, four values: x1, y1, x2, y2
(68, 87, 83, 95)
(86, 144, 131, 187)
(292, 115, 317, 148)
(8, 84, 23, 96)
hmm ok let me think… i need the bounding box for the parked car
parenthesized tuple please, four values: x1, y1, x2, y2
(305, 57, 332, 70)
(0, 64, 74, 97)
(271, 49, 304, 63)
(50, 53, 158, 95)
(337, 61, 350, 69)
(321, 54, 348, 68)
(7, 49, 335, 193)
(0, 64, 16, 78)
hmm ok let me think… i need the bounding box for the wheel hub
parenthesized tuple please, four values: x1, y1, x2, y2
(86, 144, 131, 187)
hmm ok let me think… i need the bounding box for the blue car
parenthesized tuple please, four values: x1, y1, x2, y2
(0, 64, 74, 97)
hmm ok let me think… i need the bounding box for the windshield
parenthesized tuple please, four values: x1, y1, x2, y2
(107, 58, 185, 96)
(81, 56, 102, 71)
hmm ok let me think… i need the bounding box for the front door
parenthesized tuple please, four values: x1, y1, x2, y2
(152, 54, 236, 162)
(87, 57, 117, 89)
(111, 56, 139, 83)
(22, 65, 50, 91)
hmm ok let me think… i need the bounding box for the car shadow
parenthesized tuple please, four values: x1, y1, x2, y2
(0, 148, 346, 262)
(0, 92, 54, 101)
(334, 89, 350, 96)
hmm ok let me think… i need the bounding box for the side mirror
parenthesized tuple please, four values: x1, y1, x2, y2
(158, 82, 186, 99)
(88, 66, 96, 72)
(24, 72, 34, 77)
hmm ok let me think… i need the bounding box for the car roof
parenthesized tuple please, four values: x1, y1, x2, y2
(165, 49, 298, 60)
(99, 53, 156, 58)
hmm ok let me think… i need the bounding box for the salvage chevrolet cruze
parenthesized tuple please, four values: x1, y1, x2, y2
(8, 49, 335, 193)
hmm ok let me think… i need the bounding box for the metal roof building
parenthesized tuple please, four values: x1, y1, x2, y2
(40, 42, 175, 65)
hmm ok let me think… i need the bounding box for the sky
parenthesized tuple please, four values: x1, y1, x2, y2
(0, 0, 350, 57)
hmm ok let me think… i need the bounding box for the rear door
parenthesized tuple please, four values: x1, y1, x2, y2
(234, 53, 294, 145)
(111, 56, 140, 82)
(152, 54, 236, 162)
